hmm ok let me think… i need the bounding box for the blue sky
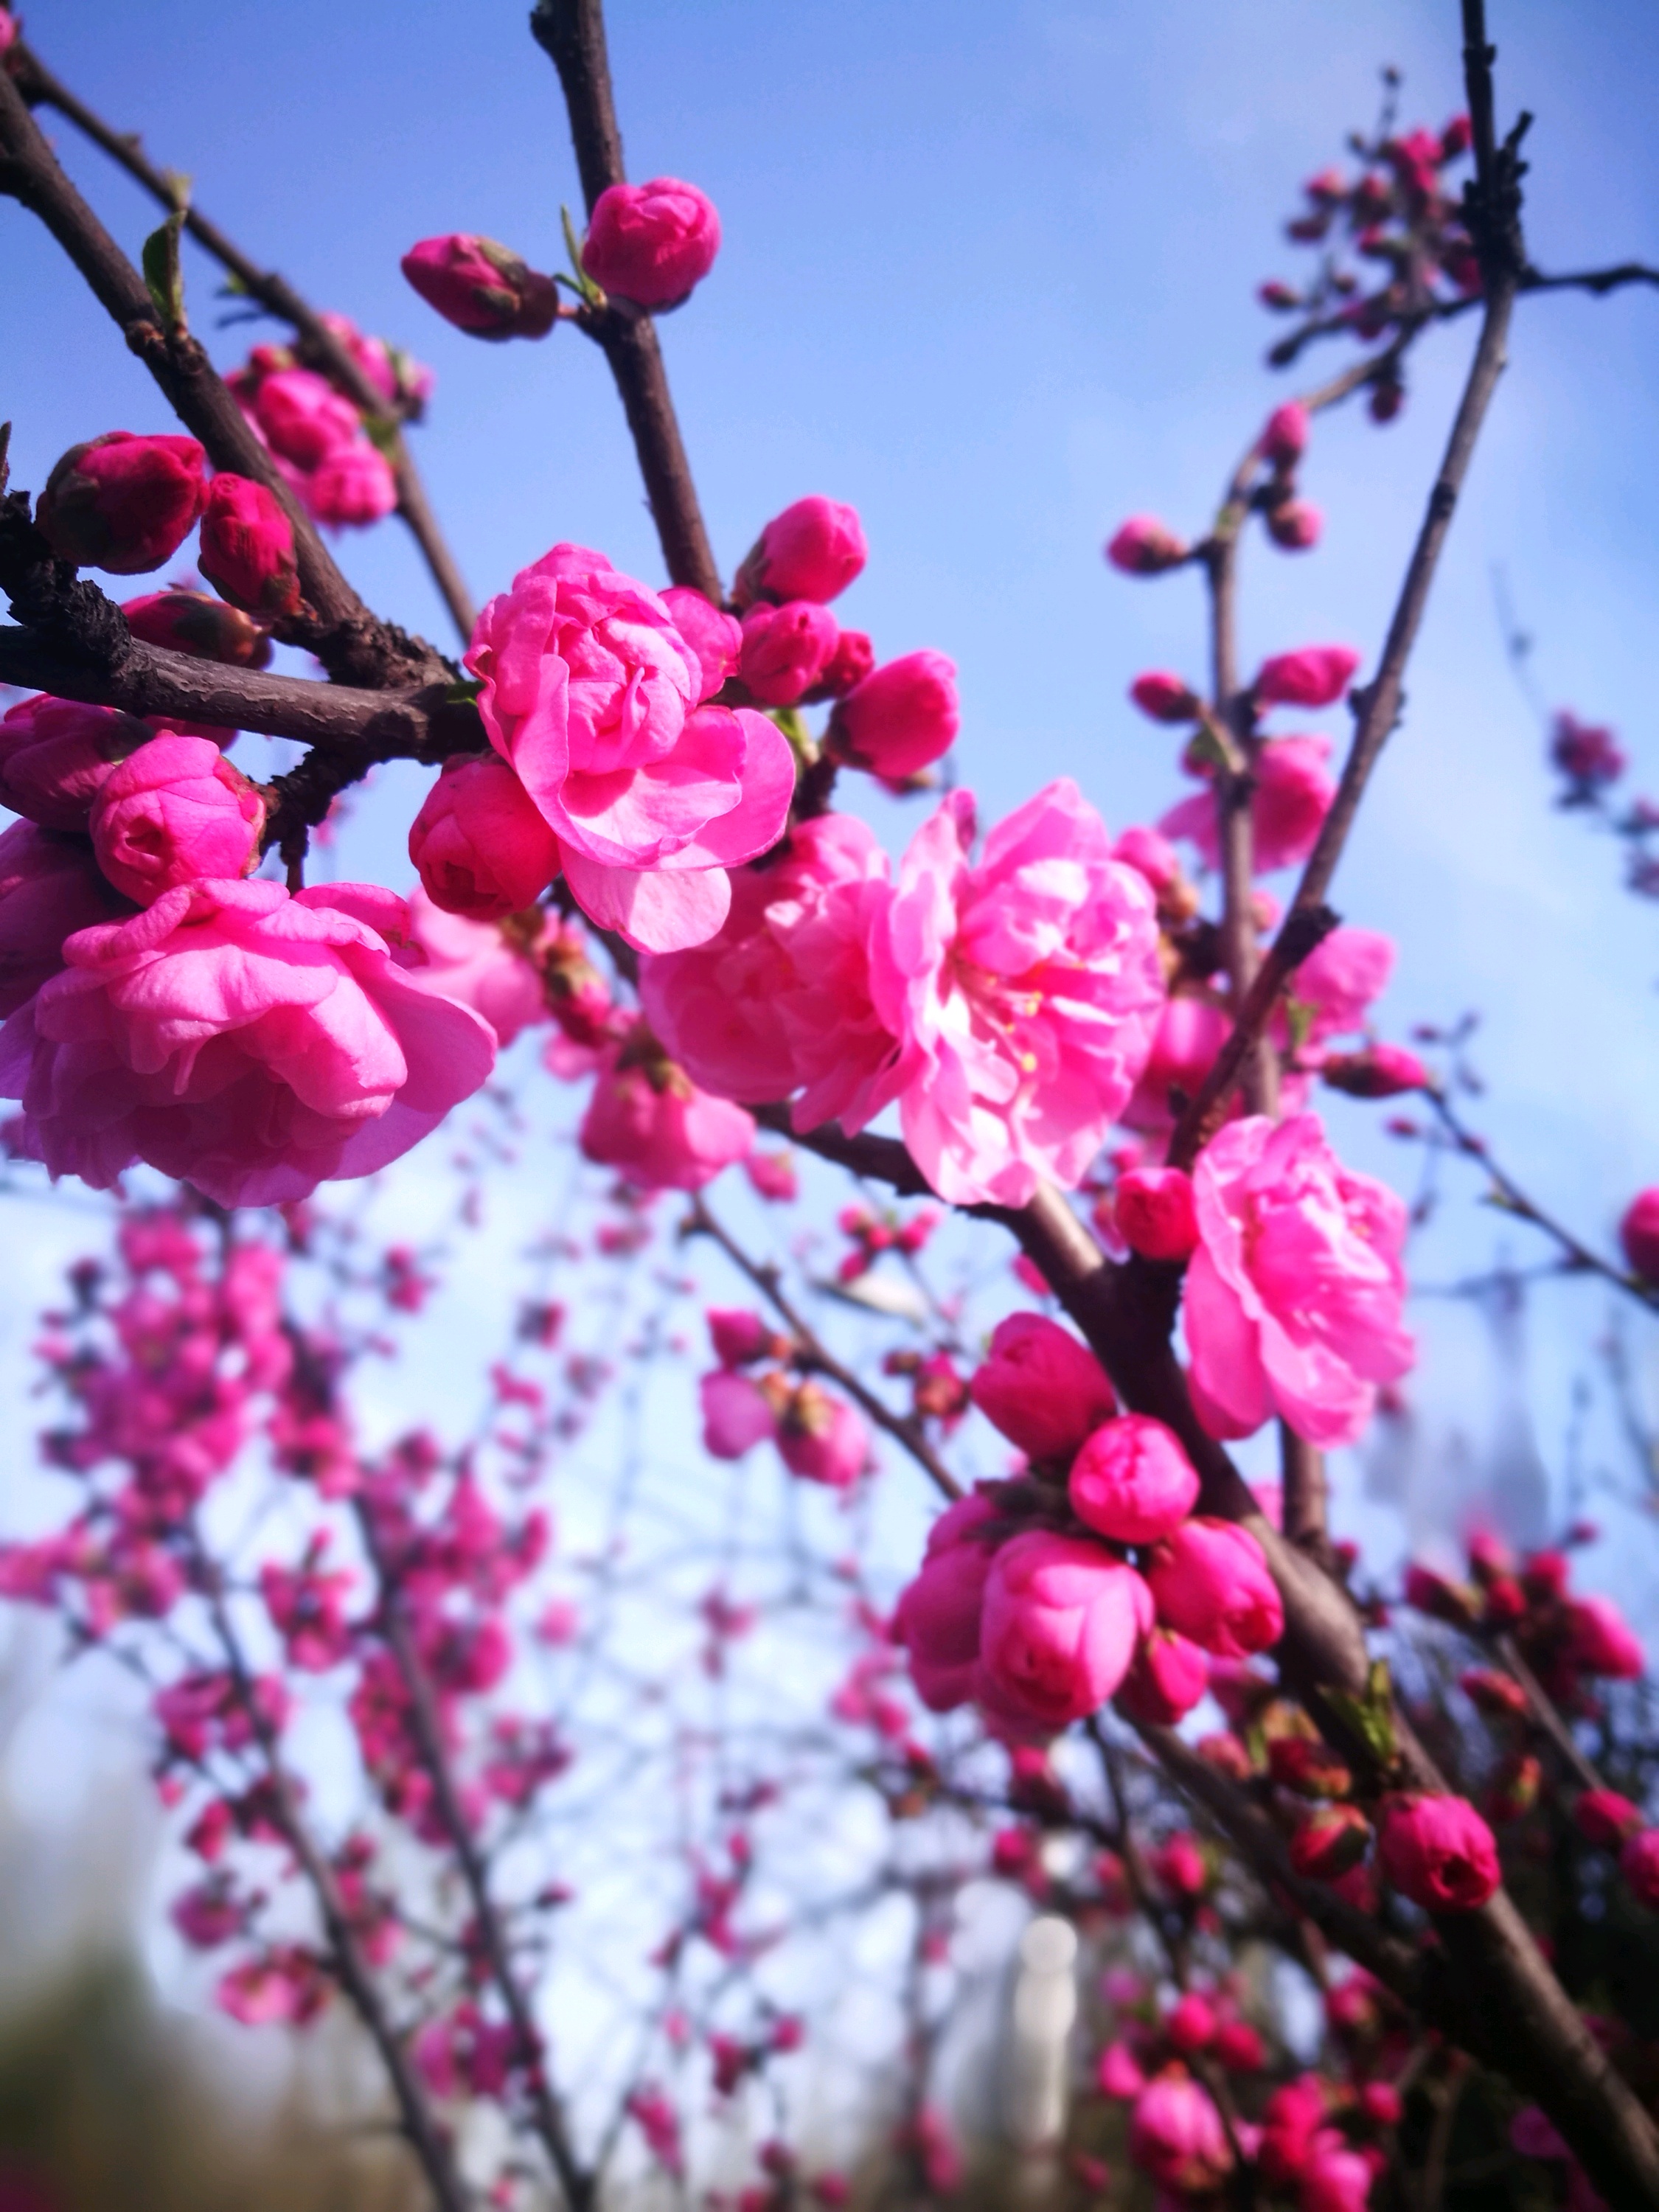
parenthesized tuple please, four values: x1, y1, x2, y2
(2, 0, 1658, 1587)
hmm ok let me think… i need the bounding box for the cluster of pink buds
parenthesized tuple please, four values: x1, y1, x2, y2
(1405, 1526, 1644, 1705)
(1547, 709, 1659, 901)
(834, 1200, 940, 1281)
(698, 1307, 872, 1489)
(227, 325, 419, 527)
(1259, 107, 1478, 416)
(893, 1313, 1283, 1737)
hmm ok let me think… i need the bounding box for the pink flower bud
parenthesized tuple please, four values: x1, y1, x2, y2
(1114, 1165, 1199, 1261)
(251, 368, 362, 470)
(1253, 645, 1360, 709)
(979, 1531, 1153, 1729)
(121, 588, 271, 669)
(1069, 1413, 1198, 1543)
(580, 1027, 755, 1190)
(1576, 1789, 1644, 1848)
(1320, 1043, 1427, 1098)
(400, 234, 559, 339)
(408, 755, 559, 920)
(198, 474, 301, 617)
(660, 586, 742, 703)
(1114, 1625, 1208, 1724)
(35, 431, 206, 574)
(1129, 672, 1202, 724)
(1165, 1993, 1216, 2053)
(827, 650, 959, 783)
(1146, 1517, 1284, 1658)
(700, 1368, 778, 1460)
(1622, 1828, 1659, 1908)
(1289, 1802, 1373, 1881)
(738, 599, 838, 707)
(0, 695, 152, 830)
(969, 1312, 1116, 1464)
(1128, 2070, 1231, 2193)
(1265, 498, 1322, 551)
(1105, 515, 1189, 576)
(0, 819, 134, 1016)
(308, 442, 397, 527)
(707, 1308, 773, 1367)
(1152, 1832, 1207, 1896)
(1113, 824, 1182, 899)
(803, 628, 874, 703)
(893, 1492, 1001, 1712)
(1376, 1792, 1500, 1911)
(580, 178, 720, 309)
(1260, 401, 1310, 469)
(88, 734, 265, 902)
(1300, 2132, 1374, 2212)
(777, 1382, 868, 1488)
(1214, 2021, 1265, 2072)
(1096, 2040, 1147, 2099)
(1620, 1188, 1659, 1284)
(734, 496, 867, 608)
(1562, 1593, 1644, 1680)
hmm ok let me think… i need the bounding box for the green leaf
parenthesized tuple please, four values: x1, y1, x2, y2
(1283, 994, 1317, 1054)
(444, 678, 484, 706)
(142, 210, 187, 335)
(560, 204, 603, 307)
(1319, 1659, 1398, 1769)
(359, 412, 403, 460)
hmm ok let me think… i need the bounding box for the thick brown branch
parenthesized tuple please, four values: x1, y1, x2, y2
(0, 67, 443, 688)
(11, 40, 477, 641)
(531, 1, 723, 599)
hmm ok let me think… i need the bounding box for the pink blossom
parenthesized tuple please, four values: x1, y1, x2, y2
(1160, 734, 1336, 874)
(1267, 498, 1323, 551)
(260, 1556, 355, 1670)
(121, 587, 271, 669)
(1153, 1832, 1208, 1897)
(1069, 1414, 1199, 1543)
(1105, 515, 1189, 575)
(1261, 400, 1310, 467)
(640, 812, 907, 1131)
(869, 782, 1165, 1204)
(807, 627, 874, 701)
(1286, 925, 1394, 1047)
(1253, 645, 1360, 709)
(744, 1147, 796, 1200)
(1166, 1992, 1217, 2052)
(978, 1531, 1153, 1731)
(0, 878, 495, 1205)
(1097, 2040, 1147, 2098)
(659, 586, 742, 700)
(1122, 994, 1231, 1133)
(777, 1382, 869, 1487)
(734, 495, 867, 607)
(1621, 1829, 1659, 1907)
(828, 650, 960, 785)
(738, 598, 838, 706)
(1184, 1113, 1413, 1447)
(1113, 1165, 1199, 1261)
(308, 441, 397, 526)
(1576, 1790, 1643, 1848)
(1300, 2131, 1374, 2212)
(408, 754, 560, 919)
(700, 1368, 779, 1459)
(1321, 1042, 1428, 1098)
(1129, 671, 1202, 724)
(1146, 1517, 1283, 1658)
(251, 367, 361, 469)
(400, 232, 558, 338)
(1128, 2069, 1232, 2192)
(1552, 710, 1625, 790)
(402, 886, 549, 1048)
(581, 178, 720, 309)
(1115, 1626, 1209, 1724)
(1563, 1595, 1644, 1680)
(579, 1022, 755, 1190)
(0, 695, 152, 830)
(1377, 1792, 1500, 1910)
(969, 1312, 1116, 1464)
(170, 1877, 245, 1949)
(37, 431, 206, 574)
(88, 734, 265, 903)
(892, 1491, 1000, 1711)
(217, 1946, 327, 2025)
(1620, 1189, 1659, 1284)
(198, 474, 301, 617)
(465, 545, 794, 952)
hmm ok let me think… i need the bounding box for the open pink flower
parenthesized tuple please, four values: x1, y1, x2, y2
(465, 544, 795, 952)
(639, 812, 909, 1133)
(1159, 734, 1336, 874)
(578, 1020, 755, 1190)
(1184, 1113, 1413, 1447)
(869, 782, 1165, 1205)
(0, 879, 495, 1206)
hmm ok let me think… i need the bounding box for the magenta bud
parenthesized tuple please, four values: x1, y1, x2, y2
(1129, 672, 1202, 725)
(733, 495, 867, 608)
(307, 442, 397, 527)
(401, 234, 559, 340)
(0, 819, 135, 1018)
(737, 599, 838, 707)
(580, 178, 720, 310)
(408, 754, 560, 921)
(1377, 1792, 1500, 1911)
(1105, 515, 1189, 575)
(1290, 1802, 1373, 1881)
(35, 431, 206, 575)
(88, 734, 265, 904)
(1113, 1166, 1199, 1261)
(802, 628, 874, 704)
(1621, 1189, 1659, 1285)
(1320, 1043, 1428, 1099)
(827, 649, 959, 784)
(1260, 400, 1310, 469)
(251, 368, 362, 470)
(1253, 645, 1360, 709)
(0, 695, 153, 830)
(1266, 498, 1322, 551)
(1070, 1413, 1200, 1545)
(121, 588, 271, 669)
(198, 474, 301, 617)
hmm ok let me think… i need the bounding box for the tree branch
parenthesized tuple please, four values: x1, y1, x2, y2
(10, 38, 477, 642)
(531, 0, 723, 601)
